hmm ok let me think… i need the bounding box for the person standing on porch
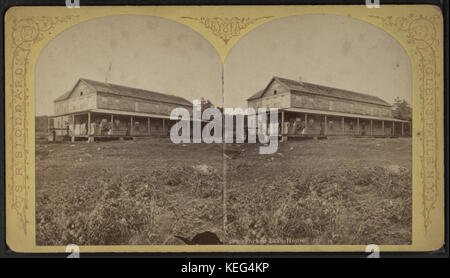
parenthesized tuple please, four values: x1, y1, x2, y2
(283, 121, 290, 136)
(90, 121, 96, 136)
(295, 118, 303, 134)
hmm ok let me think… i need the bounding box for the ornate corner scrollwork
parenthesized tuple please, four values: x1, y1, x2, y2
(8, 15, 79, 234)
(370, 14, 441, 232)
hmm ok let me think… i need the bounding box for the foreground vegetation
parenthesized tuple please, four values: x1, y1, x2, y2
(36, 137, 411, 245)
(225, 137, 411, 244)
(36, 139, 223, 245)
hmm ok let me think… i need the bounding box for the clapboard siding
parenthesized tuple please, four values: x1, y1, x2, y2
(248, 77, 392, 118)
(248, 81, 290, 110)
(53, 79, 192, 116)
(291, 91, 392, 118)
(54, 82, 97, 115)
(96, 92, 190, 116)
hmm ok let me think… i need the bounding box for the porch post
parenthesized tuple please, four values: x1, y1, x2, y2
(370, 120, 373, 136)
(324, 115, 327, 135)
(147, 117, 151, 135)
(304, 113, 308, 133)
(111, 114, 114, 135)
(401, 122, 404, 137)
(342, 117, 345, 135)
(356, 118, 359, 135)
(87, 112, 91, 135)
(131, 116, 134, 136)
(392, 121, 395, 136)
(281, 111, 285, 134)
(71, 114, 75, 142)
(382, 120, 385, 136)
(163, 119, 166, 134)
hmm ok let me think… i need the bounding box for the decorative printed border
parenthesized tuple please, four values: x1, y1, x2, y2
(369, 13, 441, 232)
(8, 15, 80, 234)
(4, 6, 444, 252)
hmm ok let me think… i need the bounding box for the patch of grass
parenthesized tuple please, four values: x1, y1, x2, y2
(226, 165, 411, 245)
(36, 159, 222, 245)
(36, 137, 411, 245)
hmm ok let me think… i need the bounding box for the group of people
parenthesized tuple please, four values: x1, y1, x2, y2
(281, 118, 308, 135)
(280, 117, 364, 136)
(63, 118, 118, 136)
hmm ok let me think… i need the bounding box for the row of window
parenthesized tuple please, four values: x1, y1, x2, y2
(292, 95, 390, 117)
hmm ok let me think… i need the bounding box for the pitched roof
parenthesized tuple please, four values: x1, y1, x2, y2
(55, 78, 192, 106)
(248, 76, 392, 107)
(246, 89, 265, 101)
(54, 90, 72, 102)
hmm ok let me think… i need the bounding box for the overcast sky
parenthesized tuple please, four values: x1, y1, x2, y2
(36, 14, 411, 116)
(36, 15, 222, 116)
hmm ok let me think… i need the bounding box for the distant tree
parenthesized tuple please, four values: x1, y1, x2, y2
(392, 97, 412, 121)
(200, 97, 215, 113)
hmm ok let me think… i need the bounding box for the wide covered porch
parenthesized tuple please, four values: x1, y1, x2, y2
(279, 107, 411, 138)
(48, 109, 176, 142)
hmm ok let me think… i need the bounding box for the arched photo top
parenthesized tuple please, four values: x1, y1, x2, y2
(36, 14, 223, 116)
(224, 14, 412, 110)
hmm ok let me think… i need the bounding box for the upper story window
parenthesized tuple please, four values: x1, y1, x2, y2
(274, 90, 277, 95)
(80, 91, 83, 96)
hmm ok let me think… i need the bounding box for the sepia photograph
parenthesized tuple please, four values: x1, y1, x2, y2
(33, 13, 413, 246)
(222, 14, 412, 245)
(2, 1, 445, 257)
(34, 15, 225, 245)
